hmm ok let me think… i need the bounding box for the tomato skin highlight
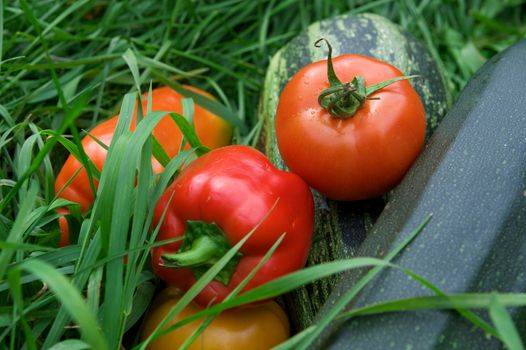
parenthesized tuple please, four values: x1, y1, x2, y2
(141, 287, 290, 350)
(152, 145, 314, 306)
(276, 54, 426, 201)
(55, 86, 232, 246)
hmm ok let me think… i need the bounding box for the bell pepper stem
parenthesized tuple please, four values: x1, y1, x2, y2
(162, 236, 220, 267)
(160, 220, 242, 285)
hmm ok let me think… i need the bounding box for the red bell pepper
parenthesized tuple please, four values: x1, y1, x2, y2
(152, 145, 314, 306)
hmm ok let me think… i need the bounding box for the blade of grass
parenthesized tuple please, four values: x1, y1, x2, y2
(7, 269, 36, 350)
(170, 112, 209, 156)
(0, 181, 38, 281)
(42, 132, 100, 181)
(90, 37, 120, 126)
(0, 240, 55, 252)
(86, 266, 103, 315)
(0, 0, 4, 72)
(399, 266, 497, 337)
(28, 123, 54, 202)
(11, 259, 108, 350)
(123, 280, 156, 332)
(0, 90, 91, 214)
(259, 0, 275, 53)
(153, 257, 394, 341)
(295, 215, 432, 350)
(177, 97, 195, 152)
(123, 49, 142, 93)
(338, 293, 526, 317)
(47, 339, 91, 350)
(121, 77, 155, 338)
(272, 326, 316, 350)
(15, 133, 39, 198)
(147, 149, 195, 206)
(151, 136, 171, 167)
(136, 54, 208, 78)
(42, 230, 102, 348)
(489, 294, 525, 350)
(100, 107, 194, 346)
(99, 133, 133, 348)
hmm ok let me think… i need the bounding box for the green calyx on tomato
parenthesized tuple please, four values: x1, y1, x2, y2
(161, 221, 242, 285)
(275, 38, 426, 201)
(315, 38, 418, 118)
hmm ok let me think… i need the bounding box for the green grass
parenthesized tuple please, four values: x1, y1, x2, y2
(1, 0, 526, 349)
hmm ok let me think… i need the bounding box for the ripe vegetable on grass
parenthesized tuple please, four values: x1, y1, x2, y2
(54, 86, 232, 246)
(152, 145, 314, 306)
(276, 39, 426, 201)
(141, 287, 290, 350)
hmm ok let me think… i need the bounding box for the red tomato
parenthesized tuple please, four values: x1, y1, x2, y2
(276, 49, 425, 201)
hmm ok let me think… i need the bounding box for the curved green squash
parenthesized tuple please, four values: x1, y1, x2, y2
(314, 40, 526, 349)
(258, 13, 449, 330)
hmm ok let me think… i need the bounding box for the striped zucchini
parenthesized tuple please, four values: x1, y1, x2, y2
(258, 13, 449, 330)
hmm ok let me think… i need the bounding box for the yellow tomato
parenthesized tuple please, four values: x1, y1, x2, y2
(141, 287, 290, 350)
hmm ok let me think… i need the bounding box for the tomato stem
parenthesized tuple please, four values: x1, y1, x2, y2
(314, 38, 419, 119)
(161, 221, 242, 285)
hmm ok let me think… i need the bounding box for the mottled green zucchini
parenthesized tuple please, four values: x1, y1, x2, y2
(258, 12, 449, 330)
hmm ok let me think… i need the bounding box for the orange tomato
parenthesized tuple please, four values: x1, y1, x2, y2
(141, 287, 290, 350)
(55, 86, 232, 246)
